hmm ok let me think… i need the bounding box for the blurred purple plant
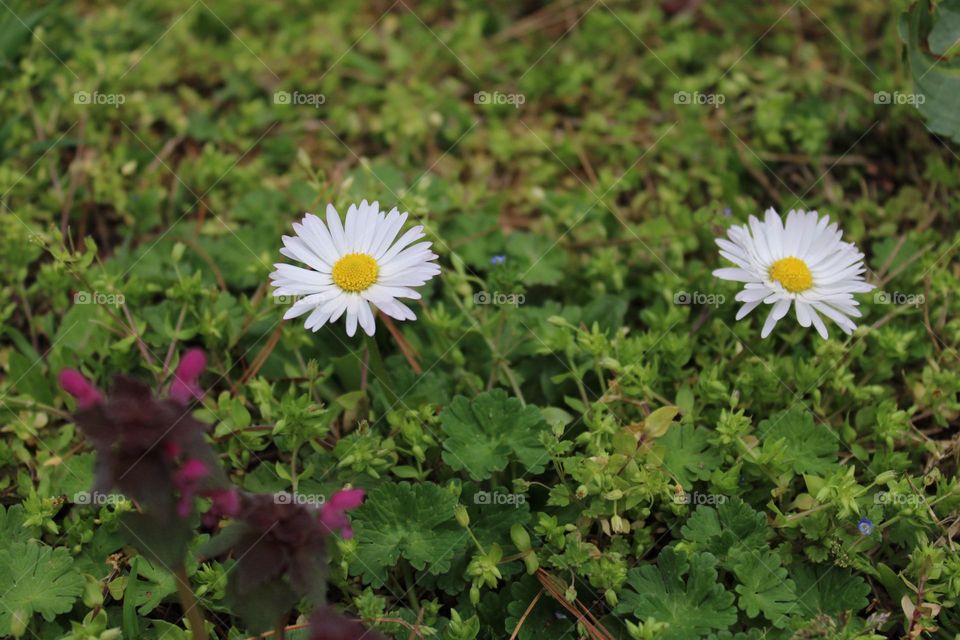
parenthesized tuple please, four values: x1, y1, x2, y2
(61, 348, 375, 637)
(309, 606, 386, 640)
(202, 489, 365, 633)
(59, 350, 233, 533)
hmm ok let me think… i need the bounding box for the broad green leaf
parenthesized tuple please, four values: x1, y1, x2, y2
(680, 498, 770, 563)
(131, 558, 177, 615)
(0, 542, 84, 635)
(616, 549, 737, 638)
(655, 423, 722, 489)
(731, 550, 798, 628)
(791, 564, 870, 617)
(0, 504, 39, 545)
(757, 408, 838, 475)
(903, 0, 960, 143)
(441, 390, 548, 481)
(350, 482, 467, 587)
(644, 406, 679, 438)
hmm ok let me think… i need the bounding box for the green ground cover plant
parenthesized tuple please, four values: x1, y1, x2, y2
(1, 1, 959, 638)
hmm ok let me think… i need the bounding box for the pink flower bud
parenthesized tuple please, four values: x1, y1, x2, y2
(328, 488, 365, 510)
(176, 459, 209, 484)
(177, 349, 207, 378)
(169, 349, 206, 404)
(59, 369, 102, 409)
(173, 459, 209, 520)
(163, 440, 183, 460)
(319, 488, 365, 538)
(210, 488, 240, 517)
(176, 496, 193, 519)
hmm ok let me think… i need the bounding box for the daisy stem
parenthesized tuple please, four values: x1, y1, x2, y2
(365, 335, 399, 407)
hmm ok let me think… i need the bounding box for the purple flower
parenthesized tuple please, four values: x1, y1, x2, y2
(857, 517, 873, 536)
(490, 255, 506, 265)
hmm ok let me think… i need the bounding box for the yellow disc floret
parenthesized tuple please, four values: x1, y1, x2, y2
(768, 256, 813, 293)
(332, 253, 379, 292)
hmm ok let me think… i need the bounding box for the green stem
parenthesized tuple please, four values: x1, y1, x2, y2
(401, 561, 420, 610)
(290, 444, 300, 494)
(173, 563, 208, 640)
(464, 524, 485, 553)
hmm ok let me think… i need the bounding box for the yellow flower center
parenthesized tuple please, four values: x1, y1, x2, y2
(332, 253, 379, 292)
(768, 257, 812, 293)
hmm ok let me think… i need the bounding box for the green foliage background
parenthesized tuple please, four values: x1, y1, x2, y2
(1, 0, 959, 638)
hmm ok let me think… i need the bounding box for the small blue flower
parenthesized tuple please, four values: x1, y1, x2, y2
(490, 255, 506, 266)
(722, 207, 732, 217)
(857, 517, 873, 536)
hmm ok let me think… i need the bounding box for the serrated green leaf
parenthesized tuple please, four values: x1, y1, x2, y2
(655, 423, 722, 489)
(731, 550, 797, 628)
(350, 482, 467, 587)
(0, 542, 84, 635)
(131, 557, 177, 615)
(616, 549, 737, 638)
(680, 498, 770, 563)
(791, 563, 869, 617)
(757, 408, 838, 475)
(440, 390, 548, 480)
(0, 504, 39, 545)
(905, 0, 960, 143)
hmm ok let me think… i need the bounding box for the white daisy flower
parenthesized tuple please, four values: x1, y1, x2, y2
(271, 200, 440, 337)
(713, 208, 874, 339)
